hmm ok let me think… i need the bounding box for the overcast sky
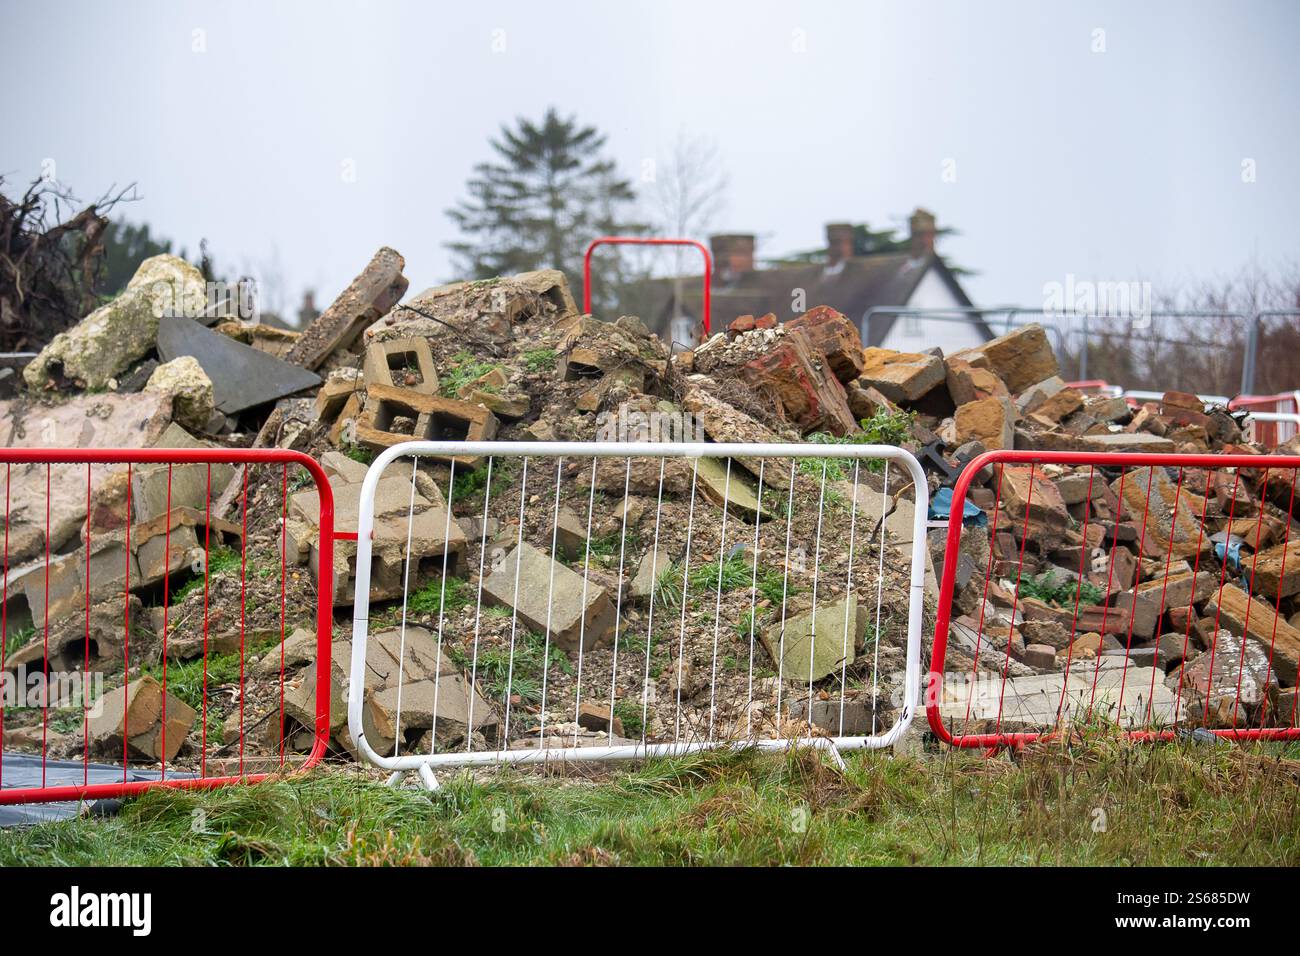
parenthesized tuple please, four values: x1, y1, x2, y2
(3, 0, 1298, 318)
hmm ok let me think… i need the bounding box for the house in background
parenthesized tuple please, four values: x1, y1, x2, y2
(640, 209, 992, 353)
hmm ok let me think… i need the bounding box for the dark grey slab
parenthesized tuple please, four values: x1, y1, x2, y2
(157, 316, 321, 415)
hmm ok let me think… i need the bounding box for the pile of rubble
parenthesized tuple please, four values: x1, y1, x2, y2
(4, 241, 1295, 773)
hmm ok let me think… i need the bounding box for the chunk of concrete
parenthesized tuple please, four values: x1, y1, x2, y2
(858, 347, 945, 403)
(481, 542, 617, 654)
(24, 255, 207, 390)
(355, 384, 498, 467)
(0, 392, 173, 561)
(286, 246, 409, 370)
(362, 337, 438, 394)
(144, 356, 215, 432)
(761, 595, 862, 683)
(90, 675, 196, 763)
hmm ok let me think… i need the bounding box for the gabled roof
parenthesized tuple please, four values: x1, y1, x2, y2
(641, 251, 991, 345)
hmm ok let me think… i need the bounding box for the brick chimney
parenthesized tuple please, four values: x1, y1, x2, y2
(709, 234, 755, 281)
(909, 208, 937, 258)
(825, 223, 854, 267)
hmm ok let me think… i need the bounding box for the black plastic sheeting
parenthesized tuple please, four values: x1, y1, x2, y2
(0, 753, 182, 827)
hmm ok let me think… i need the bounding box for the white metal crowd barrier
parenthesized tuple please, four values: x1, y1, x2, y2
(347, 441, 928, 787)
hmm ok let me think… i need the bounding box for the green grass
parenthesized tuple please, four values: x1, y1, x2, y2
(341, 442, 374, 466)
(407, 576, 472, 617)
(448, 456, 519, 508)
(654, 557, 792, 611)
(5, 738, 1300, 865)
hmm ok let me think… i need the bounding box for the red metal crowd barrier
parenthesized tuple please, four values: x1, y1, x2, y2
(0, 448, 335, 805)
(928, 449, 1300, 749)
(583, 236, 712, 336)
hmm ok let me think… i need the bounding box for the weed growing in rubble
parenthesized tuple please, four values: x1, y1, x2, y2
(521, 348, 557, 373)
(448, 456, 520, 509)
(407, 576, 472, 618)
(143, 636, 279, 712)
(1019, 572, 1104, 607)
(613, 698, 645, 738)
(655, 558, 790, 613)
(447, 629, 571, 708)
(801, 410, 916, 481)
(341, 442, 374, 466)
(439, 351, 503, 399)
(3, 624, 35, 657)
(172, 545, 242, 603)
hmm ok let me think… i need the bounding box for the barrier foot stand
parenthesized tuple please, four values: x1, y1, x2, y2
(417, 763, 441, 792)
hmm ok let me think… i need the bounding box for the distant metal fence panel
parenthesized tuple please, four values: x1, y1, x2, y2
(347, 440, 928, 780)
(0, 448, 335, 805)
(928, 449, 1300, 749)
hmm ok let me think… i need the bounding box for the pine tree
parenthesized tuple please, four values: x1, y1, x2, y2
(446, 108, 644, 309)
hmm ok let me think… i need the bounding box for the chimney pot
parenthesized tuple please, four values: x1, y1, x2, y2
(826, 223, 854, 267)
(909, 208, 937, 258)
(709, 234, 755, 281)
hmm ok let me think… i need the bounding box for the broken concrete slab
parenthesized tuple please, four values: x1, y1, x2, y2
(0, 392, 173, 562)
(481, 542, 617, 654)
(1202, 584, 1300, 684)
(367, 269, 576, 347)
(157, 315, 322, 415)
(286, 246, 409, 370)
(288, 467, 466, 605)
(363, 675, 497, 753)
(760, 595, 862, 683)
(858, 347, 945, 403)
(937, 664, 1175, 729)
(631, 549, 670, 602)
(129, 423, 237, 524)
(1078, 432, 1177, 453)
(693, 456, 771, 521)
(1169, 632, 1277, 726)
(949, 324, 1059, 394)
(90, 675, 196, 763)
(680, 386, 792, 490)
